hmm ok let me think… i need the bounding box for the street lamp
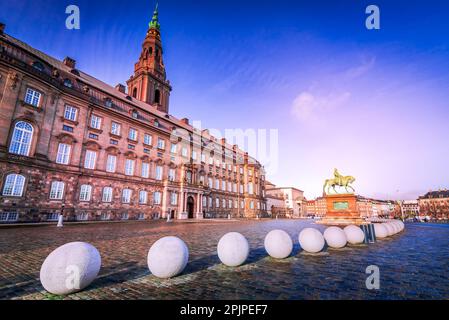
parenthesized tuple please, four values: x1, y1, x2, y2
(57, 203, 65, 228)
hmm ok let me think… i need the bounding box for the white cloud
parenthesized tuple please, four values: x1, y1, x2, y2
(291, 91, 351, 122)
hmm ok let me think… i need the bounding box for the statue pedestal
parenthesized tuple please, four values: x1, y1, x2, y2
(317, 194, 367, 226)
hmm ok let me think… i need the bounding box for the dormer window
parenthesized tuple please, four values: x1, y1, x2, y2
(105, 98, 112, 108)
(132, 110, 138, 119)
(63, 79, 73, 88)
(32, 61, 44, 72)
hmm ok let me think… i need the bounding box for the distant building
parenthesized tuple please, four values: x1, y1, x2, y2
(305, 197, 326, 218)
(264, 181, 305, 218)
(418, 190, 449, 221)
(400, 200, 420, 219)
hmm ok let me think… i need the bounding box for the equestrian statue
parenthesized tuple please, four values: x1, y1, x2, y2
(323, 168, 356, 195)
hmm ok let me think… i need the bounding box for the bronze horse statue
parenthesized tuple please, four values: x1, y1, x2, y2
(323, 169, 356, 194)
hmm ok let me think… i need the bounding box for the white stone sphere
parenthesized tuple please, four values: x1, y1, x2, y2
(374, 223, 388, 238)
(383, 223, 395, 236)
(40, 242, 101, 295)
(324, 226, 348, 248)
(343, 225, 365, 244)
(147, 236, 189, 278)
(298, 228, 325, 253)
(391, 222, 400, 234)
(264, 230, 293, 259)
(217, 232, 250, 267)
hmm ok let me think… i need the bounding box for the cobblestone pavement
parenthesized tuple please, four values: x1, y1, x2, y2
(0, 219, 448, 300)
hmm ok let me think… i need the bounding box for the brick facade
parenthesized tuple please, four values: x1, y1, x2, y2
(0, 11, 267, 223)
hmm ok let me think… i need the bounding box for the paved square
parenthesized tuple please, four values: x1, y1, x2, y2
(0, 220, 448, 300)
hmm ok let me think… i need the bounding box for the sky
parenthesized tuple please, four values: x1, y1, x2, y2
(1, 0, 449, 200)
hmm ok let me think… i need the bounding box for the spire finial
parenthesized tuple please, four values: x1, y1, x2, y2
(149, 2, 160, 31)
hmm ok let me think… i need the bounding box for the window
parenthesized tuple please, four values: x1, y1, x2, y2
(250, 201, 254, 209)
(101, 213, 110, 221)
(216, 198, 220, 208)
(125, 159, 135, 176)
(215, 179, 220, 190)
(2, 174, 25, 197)
(49, 181, 65, 200)
(257, 202, 260, 210)
(248, 183, 254, 195)
(154, 89, 161, 104)
(222, 199, 226, 208)
(229, 200, 233, 209)
(170, 144, 177, 154)
(235, 200, 238, 209)
(209, 157, 214, 165)
(79, 185, 92, 202)
(24, 88, 41, 107)
(239, 167, 244, 174)
(153, 191, 161, 205)
(84, 150, 97, 169)
(248, 170, 253, 176)
(64, 105, 77, 121)
(121, 212, 129, 220)
(90, 115, 101, 130)
(192, 151, 197, 161)
(9, 121, 33, 156)
(208, 177, 213, 188)
(47, 213, 59, 221)
(63, 79, 73, 88)
(132, 111, 138, 119)
(111, 122, 121, 136)
(102, 187, 113, 203)
(56, 143, 71, 165)
(128, 128, 137, 141)
(144, 134, 152, 145)
(137, 213, 145, 220)
(186, 171, 192, 184)
(122, 189, 132, 203)
(88, 133, 98, 140)
(139, 190, 148, 204)
(170, 192, 178, 205)
(216, 159, 220, 167)
(157, 138, 165, 150)
(222, 180, 226, 191)
(201, 154, 206, 163)
(141, 162, 150, 178)
(228, 182, 232, 192)
(32, 61, 45, 72)
(233, 183, 237, 193)
(106, 155, 117, 173)
(241, 200, 245, 209)
(155, 166, 163, 180)
(209, 197, 213, 208)
(168, 168, 176, 181)
(63, 125, 73, 133)
(181, 147, 188, 157)
(239, 184, 244, 194)
(0, 212, 19, 222)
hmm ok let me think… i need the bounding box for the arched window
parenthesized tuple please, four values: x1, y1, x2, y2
(132, 88, 138, 98)
(2, 174, 25, 197)
(154, 89, 161, 104)
(9, 121, 34, 156)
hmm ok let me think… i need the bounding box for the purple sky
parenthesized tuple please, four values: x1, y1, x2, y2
(1, 0, 449, 200)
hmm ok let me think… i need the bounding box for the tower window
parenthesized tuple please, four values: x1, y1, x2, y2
(132, 88, 138, 98)
(154, 89, 161, 104)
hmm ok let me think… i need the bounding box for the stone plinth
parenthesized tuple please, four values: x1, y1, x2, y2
(317, 194, 367, 226)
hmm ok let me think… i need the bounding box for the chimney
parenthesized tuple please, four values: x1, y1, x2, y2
(115, 83, 126, 93)
(63, 57, 76, 69)
(0, 23, 5, 35)
(181, 118, 189, 125)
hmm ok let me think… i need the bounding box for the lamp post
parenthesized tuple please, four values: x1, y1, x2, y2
(57, 203, 65, 228)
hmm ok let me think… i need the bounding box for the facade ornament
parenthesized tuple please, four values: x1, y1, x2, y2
(8, 71, 19, 90)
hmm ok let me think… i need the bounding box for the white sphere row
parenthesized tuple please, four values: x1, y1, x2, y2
(40, 221, 405, 295)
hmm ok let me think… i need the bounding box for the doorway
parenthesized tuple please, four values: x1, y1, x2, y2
(187, 196, 195, 219)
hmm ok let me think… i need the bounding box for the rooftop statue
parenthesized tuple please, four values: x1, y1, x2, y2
(323, 168, 356, 195)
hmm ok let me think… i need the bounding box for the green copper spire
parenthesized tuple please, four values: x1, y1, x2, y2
(149, 2, 160, 30)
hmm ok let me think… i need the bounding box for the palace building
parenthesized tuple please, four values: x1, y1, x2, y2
(0, 7, 267, 223)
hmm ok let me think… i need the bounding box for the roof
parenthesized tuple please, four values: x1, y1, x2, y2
(1, 31, 261, 163)
(419, 190, 449, 199)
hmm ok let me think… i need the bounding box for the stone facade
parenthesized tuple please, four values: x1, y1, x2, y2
(265, 182, 304, 218)
(418, 190, 449, 221)
(0, 11, 267, 224)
